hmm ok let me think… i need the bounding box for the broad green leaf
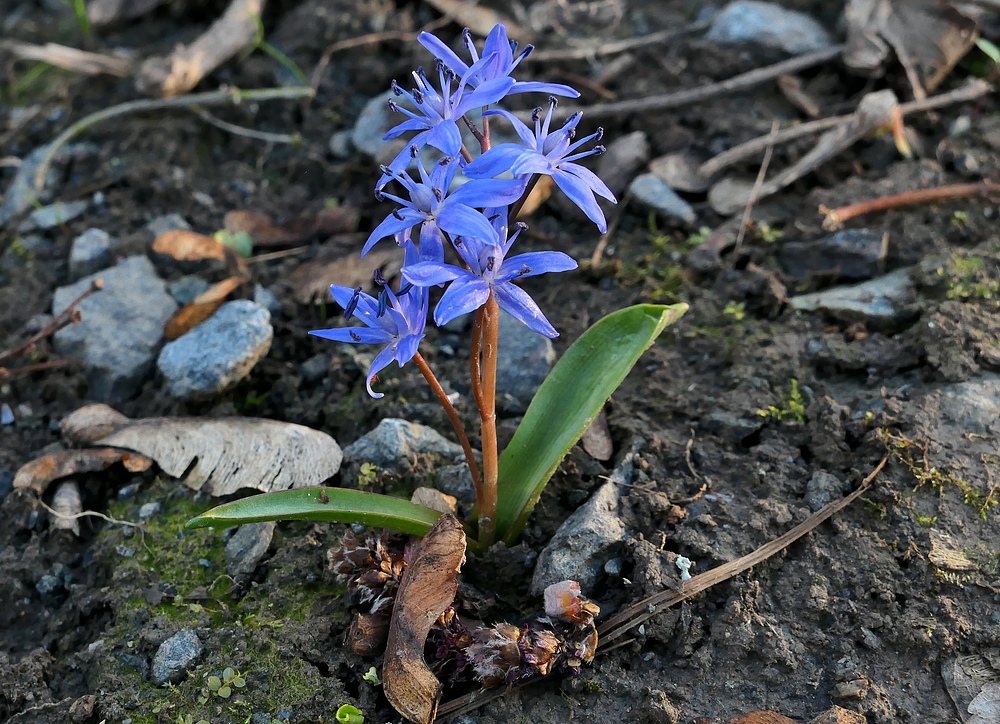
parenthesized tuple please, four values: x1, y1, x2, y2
(186, 487, 442, 537)
(495, 303, 687, 543)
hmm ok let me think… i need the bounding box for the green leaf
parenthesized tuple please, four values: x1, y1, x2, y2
(336, 704, 364, 724)
(186, 488, 443, 538)
(495, 303, 687, 543)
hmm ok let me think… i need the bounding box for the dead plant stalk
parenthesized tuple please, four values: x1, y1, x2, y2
(821, 183, 1000, 230)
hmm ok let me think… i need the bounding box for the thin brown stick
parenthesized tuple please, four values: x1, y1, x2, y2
(246, 245, 311, 264)
(590, 188, 631, 267)
(538, 46, 842, 122)
(0, 360, 75, 381)
(477, 294, 501, 547)
(597, 455, 889, 644)
(413, 352, 482, 497)
(524, 21, 711, 62)
(732, 121, 778, 259)
(699, 79, 992, 178)
(33, 86, 314, 190)
(0, 279, 101, 365)
(0, 40, 130, 76)
(820, 183, 1000, 230)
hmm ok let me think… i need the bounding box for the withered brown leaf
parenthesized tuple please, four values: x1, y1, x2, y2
(163, 275, 248, 339)
(14, 447, 153, 495)
(384, 514, 466, 724)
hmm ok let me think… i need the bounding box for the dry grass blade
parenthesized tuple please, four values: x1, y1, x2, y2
(384, 514, 466, 724)
(0, 40, 130, 76)
(87, 0, 165, 26)
(820, 182, 1000, 229)
(597, 455, 889, 644)
(137, 0, 267, 97)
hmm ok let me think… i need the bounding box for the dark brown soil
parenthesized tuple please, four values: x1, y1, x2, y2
(2, 2, 999, 723)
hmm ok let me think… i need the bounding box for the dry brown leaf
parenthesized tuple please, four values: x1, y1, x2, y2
(423, 0, 530, 40)
(807, 706, 868, 724)
(225, 206, 360, 247)
(60, 403, 129, 445)
(726, 712, 797, 724)
(14, 447, 153, 495)
(384, 514, 466, 724)
(163, 275, 248, 340)
(411, 487, 458, 516)
(287, 247, 402, 305)
(516, 175, 554, 218)
(137, 0, 266, 97)
(152, 230, 227, 262)
(96, 416, 343, 495)
(844, 0, 979, 98)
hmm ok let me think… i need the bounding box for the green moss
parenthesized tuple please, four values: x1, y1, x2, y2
(757, 379, 806, 423)
(936, 252, 1000, 301)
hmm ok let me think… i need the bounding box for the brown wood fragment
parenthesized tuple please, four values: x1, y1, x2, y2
(14, 448, 153, 495)
(383, 514, 466, 724)
(224, 207, 360, 247)
(60, 404, 130, 445)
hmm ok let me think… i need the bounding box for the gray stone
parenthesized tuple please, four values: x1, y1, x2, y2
(138, 501, 162, 521)
(167, 275, 211, 306)
(300, 353, 329, 383)
(328, 129, 354, 159)
(701, 408, 762, 444)
(789, 268, 915, 325)
(706, 1, 834, 55)
(496, 311, 556, 414)
(151, 629, 202, 685)
(53, 256, 178, 402)
(0, 471, 12, 504)
(225, 521, 276, 576)
(435, 463, 477, 506)
(353, 90, 406, 164)
(1, 403, 13, 426)
(36, 574, 63, 595)
(778, 229, 886, 282)
(597, 131, 649, 197)
(530, 479, 627, 596)
(343, 418, 464, 469)
(157, 300, 273, 401)
(804, 471, 849, 512)
(0, 143, 97, 228)
(146, 213, 191, 238)
(69, 228, 117, 281)
(253, 283, 282, 316)
(935, 377, 1000, 436)
(25, 314, 53, 333)
(628, 173, 696, 224)
(20, 200, 88, 232)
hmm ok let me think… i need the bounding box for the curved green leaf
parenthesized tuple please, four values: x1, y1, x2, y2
(186, 487, 443, 537)
(496, 303, 687, 543)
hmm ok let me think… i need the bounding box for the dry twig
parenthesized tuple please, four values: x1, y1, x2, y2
(0, 40, 130, 76)
(524, 21, 710, 62)
(732, 121, 779, 259)
(0, 279, 102, 369)
(33, 86, 314, 191)
(821, 182, 1000, 230)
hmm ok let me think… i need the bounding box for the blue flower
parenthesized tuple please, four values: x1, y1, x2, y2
(310, 238, 428, 398)
(463, 98, 616, 232)
(402, 216, 577, 338)
(417, 24, 580, 98)
(382, 54, 514, 172)
(365, 151, 523, 259)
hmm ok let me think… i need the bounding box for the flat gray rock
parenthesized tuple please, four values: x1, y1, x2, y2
(146, 213, 191, 238)
(778, 229, 886, 282)
(496, 311, 556, 414)
(629, 173, 696, 224)
(0, 143, 97, 228)
(789, 268, 915, 324)
(343, 418, 464, 469)
(20, 200, 88, 231)
(69, 228, 117, 281)
(152, 629, 202, 685)
(167, 275, 211, 306)
(226, 521, 276, 577)
(157, 300, 273, 401)
(53, 255, 178, 402)
(706, 1, 834, 55)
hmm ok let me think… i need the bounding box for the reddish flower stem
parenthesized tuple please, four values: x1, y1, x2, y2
(470, 308, 485, 413)
(821, 183, 1000, 230)
(413, 352, 482, 499)
(477, 293, 501, 546)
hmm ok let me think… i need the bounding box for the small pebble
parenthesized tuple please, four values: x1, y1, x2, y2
(1, 403, 14, 425)
(138, 501, 162, 520)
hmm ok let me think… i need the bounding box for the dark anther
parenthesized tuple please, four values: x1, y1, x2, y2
(435, 58, 445, 72)
(520, 43, 534, 58)
(379, 164, 391, 175)
(433, 187, 444, 202)
(453, 236, 463, 247)
(514, 222, 528, 232)
(344, 286, 363, 320)
(531, 107, 543, 123)
(387, 99, 400, 113)
(444, 68, 456, 83)
(392, 209, 405, 220)
(594, 145, 607, 155)
(376, 289, 389, 318)
(518, 264, 532, 276)
(398, 282, 413, 296)
(350, 331, 361, 342)
(462, 28, 473, 47)
(412, 88, 425, 104)
(548, 96, 558, 108)
(391, 80, 402, 95)
(595, 127, 604, 141)
(568, 128, 576, 140)
(374, 190, 385, 202)
(373, 269, 388, 287)
(409, 144, 419, 158)
(486, 256, 495, 272)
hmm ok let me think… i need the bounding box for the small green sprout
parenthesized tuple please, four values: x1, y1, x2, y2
(335, 704, 365, 724)
(722, 301, 745, 321)
(687, 226, 713, 246)
(358, 462, 378, 489)
(201, 667, 247, 703)
(757, 379, 806, 423)
(756, 223, 783, 244)
(362, 666, 380, 686)
(213, 229, 254, 257)
(950, 210, 969, 228)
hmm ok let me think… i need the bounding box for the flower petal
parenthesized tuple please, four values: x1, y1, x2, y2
(483, 109, 536, 148)
(509, 81, 581, 98)
(383, 118, 430, 140)
(454, 77, 515, 116)
(309, 327, 393, 345)
(561, 163, 617, 202)
(362, 208, 424, 256)
(402, 261, 464, 286)
(494, 282, 558, 337)
(510, 152, 556, 176)
(436, 203, 498, 243)
(425, 120, 463, 155)
(448, 177, 524, 206)
(394, 332, 423, 366)
(417, 221, 445, 262)
(417, 32, 469, 76)
(365, 344, 398, 398)
(497, 251, 577, 281)
(462, 144, 527, 178)
(552, 169, 607, 233)
(434, 276, 490, 326)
